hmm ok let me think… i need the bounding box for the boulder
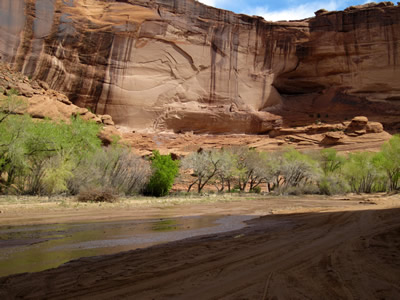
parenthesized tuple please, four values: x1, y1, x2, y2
(101, 115, 115, 126)
(366, 122, 384, 133)
(345, 116, 369, 132)
(98, 126, 122, 146)
(320, 132, 344, 145)
(57, 94, 72, 105)
(16, 83, 34, 97)
(38, 80, 49, 91)
(315, 9, 328, 16)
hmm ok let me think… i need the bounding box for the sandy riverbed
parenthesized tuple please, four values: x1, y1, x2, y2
(0, 194, 399, 299)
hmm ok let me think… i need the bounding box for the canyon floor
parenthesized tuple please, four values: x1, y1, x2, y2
(0, 194, 399, 299)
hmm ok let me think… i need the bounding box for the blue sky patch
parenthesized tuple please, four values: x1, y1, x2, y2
(198, 0, 374, 21)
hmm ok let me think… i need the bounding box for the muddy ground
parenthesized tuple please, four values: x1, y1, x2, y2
(0, 194, 399, 299)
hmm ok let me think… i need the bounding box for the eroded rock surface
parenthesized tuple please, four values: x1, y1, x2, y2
(1, 1, 400, 133)
(0, 63, 121, 145)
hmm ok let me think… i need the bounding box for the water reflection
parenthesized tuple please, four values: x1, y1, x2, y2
(0, 215, 252, 277)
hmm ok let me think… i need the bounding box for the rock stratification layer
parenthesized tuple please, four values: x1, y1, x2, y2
(1, 0, 400, 133)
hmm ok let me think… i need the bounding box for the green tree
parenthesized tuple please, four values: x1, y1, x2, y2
(145, 151, 179, 197)
(227, 147, 272, 192)
(280, 148, 321, 188)
(373, 135, 400, 191)
(319, 148, 346, 175)
(317, 149, 348, 195)
(212, 149, 238, 192)
(21, 117, 102, 194)
(342, 152, 385, 193)
(0, 93, 103, 194)
(0, 114, 31, 191)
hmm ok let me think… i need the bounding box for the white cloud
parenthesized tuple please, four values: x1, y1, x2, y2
(248, 0, 346, 21)
(197, 0, 216, 6)
(197, 0, 231, 8)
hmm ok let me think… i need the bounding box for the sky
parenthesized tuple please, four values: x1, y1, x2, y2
(198, 0, 374, 21)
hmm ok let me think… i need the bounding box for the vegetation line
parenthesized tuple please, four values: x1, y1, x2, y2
(1, 95, 400, 200)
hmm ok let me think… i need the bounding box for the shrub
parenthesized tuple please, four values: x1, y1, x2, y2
(250, 186, 261, 194)
(318, 174, 349, 195)
(77, 186, 118, 203)
(69, 147, 151, 196)
(41, 156, 74, 195)
(144, 151, 179, 197)
(277, 184, 319, 196)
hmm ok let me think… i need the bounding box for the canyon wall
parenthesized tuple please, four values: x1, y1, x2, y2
(1, 0, 400, 133)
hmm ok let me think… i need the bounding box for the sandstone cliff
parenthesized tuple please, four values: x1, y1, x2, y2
(1, 0, 400, 133)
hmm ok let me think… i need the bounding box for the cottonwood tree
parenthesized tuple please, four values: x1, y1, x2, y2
(342, 152, 384, 193)
(319, 148, 346, 174)
(227, 147, 267, 191)
(373, 135, 400, 191)
(212, 149, 236, 192)
(0, 94, 29, 190)
(263, 151, 284, 192)
(22, 116, 102, 194)
(279, 148, 321, 189)
(181, 149, 223, 193)
(0, 95, 103, 194)
(244, 150, 274, 192)
(316, 148, 348, 195)
(0, 114, 30, 191)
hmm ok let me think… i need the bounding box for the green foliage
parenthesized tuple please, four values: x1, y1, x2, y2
(226, 147, 276, 192)
(42, 157, 74, 195)
(318, 174, 349, 195)
(6, 88, 19, 96)
(319, 148, 346, 175)
(0, 94, 103, 195)
(280, 148, 321, 188)
(373, 135, 400, 191)
(250, 186, 261, 194)
(3, 95, 400, 197)
(144, 151, 179, 197)
(342, 152, 385, 193)
(0, 94, 28, 124)
(20, 117, 102, 194)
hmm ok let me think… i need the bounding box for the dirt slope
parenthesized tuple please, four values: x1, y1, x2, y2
(1, 199, 399, 299)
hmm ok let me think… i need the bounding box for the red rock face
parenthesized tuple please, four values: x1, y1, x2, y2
(1, 0, 400, 133)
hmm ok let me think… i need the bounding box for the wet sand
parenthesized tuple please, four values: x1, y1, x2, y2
(0, 215, 254, 277)
(1, 194, 400, 299)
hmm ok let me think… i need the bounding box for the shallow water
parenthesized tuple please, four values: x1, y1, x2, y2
(0, 215, 253, 277)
